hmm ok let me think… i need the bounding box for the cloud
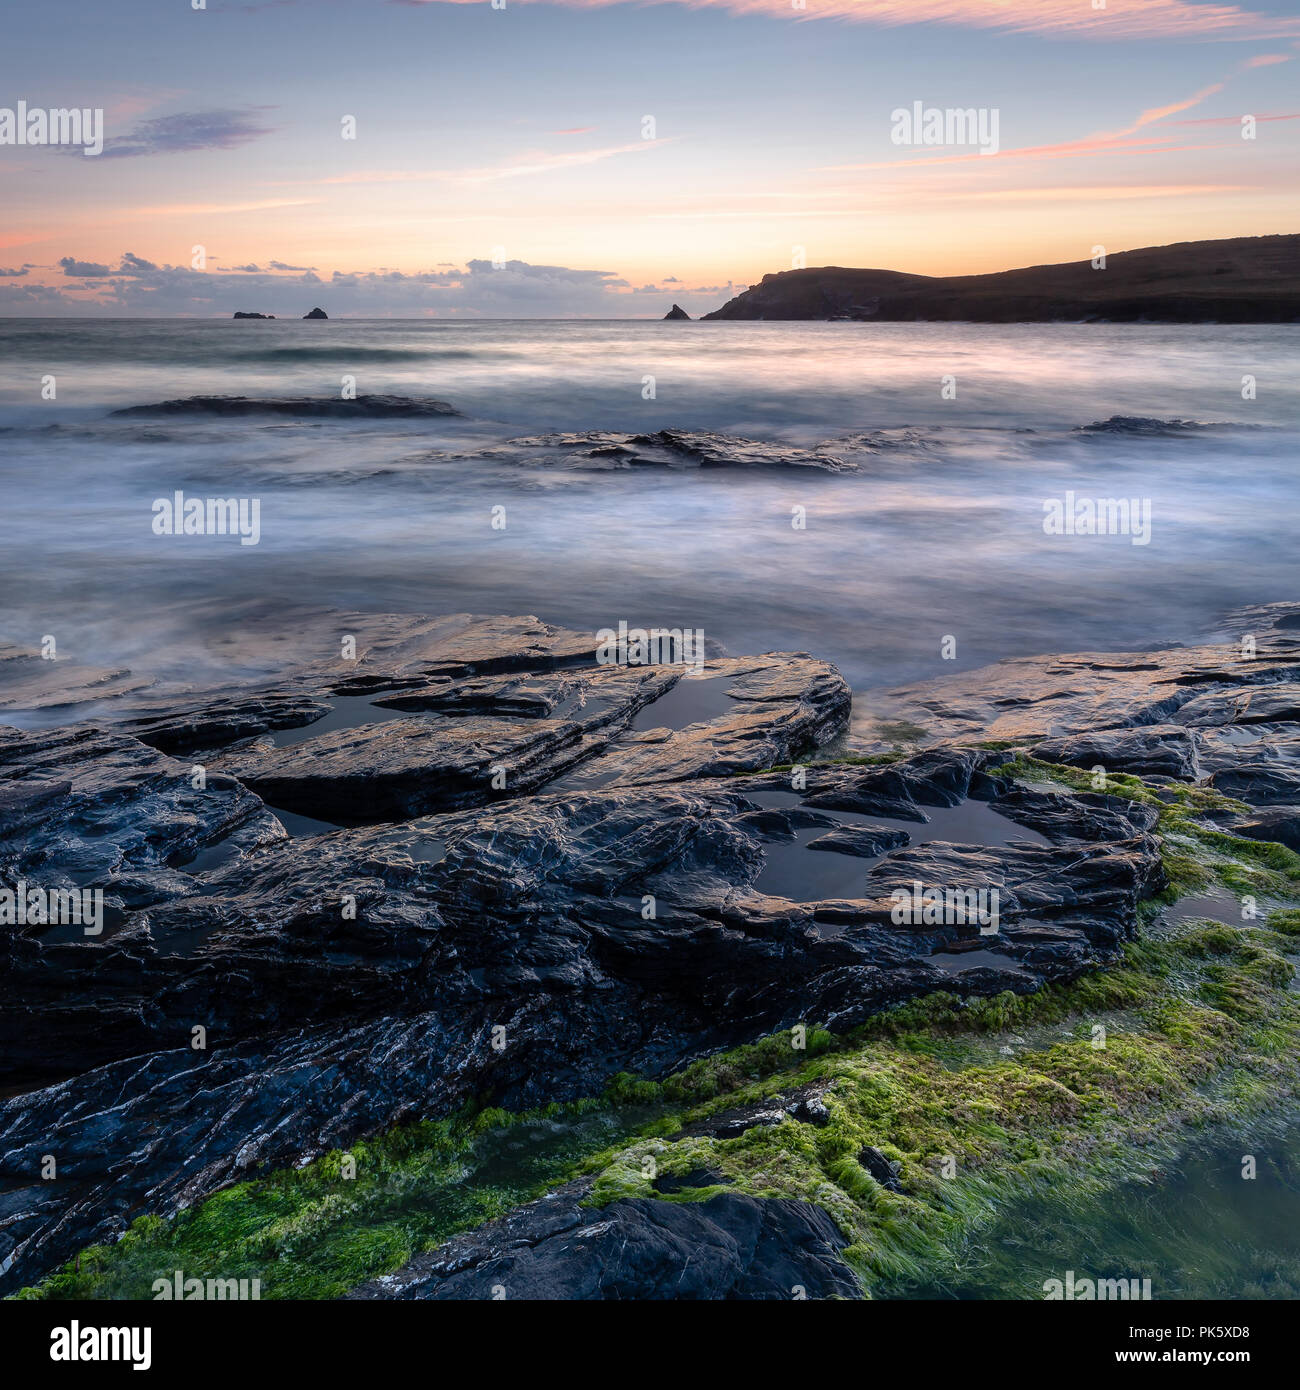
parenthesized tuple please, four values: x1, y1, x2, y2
(61, 253, 160, 277)
(404, 0, 1300, 40)
(315, 139, 673, 186)
(823, 133, 1198, 173)
(58, 257, 113, 277)
(1172, 111, 1300, 124)
(16, 254, 691, 317)
(1126, 83, 1226, 133)
(0, 265, 31, 277)
(268, 260, 317, 272)
(832, 62, 1276, 174)
(97, 108, 278, 159)
(132, 198, 317, 216)
(0, 280, 81, 306)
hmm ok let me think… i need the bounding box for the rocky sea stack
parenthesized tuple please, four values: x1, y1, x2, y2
(232, 311, 275, 319)
(303, 307, 328, 319)
(663, 304, 691, 320)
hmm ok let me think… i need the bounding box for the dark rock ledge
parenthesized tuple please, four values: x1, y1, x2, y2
(110, 394, 457, 419)
(2, 604, 1299, 1296)
(344, 1179, 858, 1301)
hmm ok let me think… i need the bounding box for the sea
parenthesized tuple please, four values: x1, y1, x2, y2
(2, 317, 1298, 698)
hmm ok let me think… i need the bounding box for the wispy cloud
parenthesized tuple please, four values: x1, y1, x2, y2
(1172, 111, 1300, 124)
(834, 57, 1291, 175)
(954, 183, 1248, 202)
(130, 198, 318, 216)
(823, 134, 1213, 173)
(98, 108, 278, 160)
(405, 0, 1300, 40)
(1126, 83, 1225, 133)
(314, 139, 673, 186)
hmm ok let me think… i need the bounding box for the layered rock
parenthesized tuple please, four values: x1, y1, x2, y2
(3, 603, 1299, 1297)
(0, 739, 1160, 1290)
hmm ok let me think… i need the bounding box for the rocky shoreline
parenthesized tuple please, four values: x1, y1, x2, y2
(2, 603, 1299, 1296)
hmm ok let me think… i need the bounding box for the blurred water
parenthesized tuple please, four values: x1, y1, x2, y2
(1, 318, 1297, 695)
(891, 1123, 1300, 1300)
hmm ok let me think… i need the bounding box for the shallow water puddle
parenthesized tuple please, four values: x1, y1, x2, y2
(742, 787, 1049, 903)
(1160, 887, 1245, 928)
(626, 673, 736, 733)
(266, 693, 411, 747)
(267, 805, 345, 838)
(928, 947, 1029, 975)
(549, 672, 740, 792)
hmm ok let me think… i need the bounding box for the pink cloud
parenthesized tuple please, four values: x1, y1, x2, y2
(1172, 111, 1300, 124)
(310, 140, 674, 187)
(406, 0, 1300, 40)
(1127, 83, 1225, 132)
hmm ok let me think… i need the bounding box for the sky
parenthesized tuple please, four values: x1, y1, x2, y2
(1, 0, 1298, 316)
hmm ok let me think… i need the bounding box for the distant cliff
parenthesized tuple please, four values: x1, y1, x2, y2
(702, 235, 1300, 324)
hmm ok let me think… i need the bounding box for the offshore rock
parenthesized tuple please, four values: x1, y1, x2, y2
(110, 393, 456, 419)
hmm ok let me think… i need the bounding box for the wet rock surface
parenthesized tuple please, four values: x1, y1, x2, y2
(2, 604, 1298, 1296)
(344, 1178, 861, 1300)
(863, 602, 1300, 749)
(498, 429, 856, 474)
(0, 642, 155, 713)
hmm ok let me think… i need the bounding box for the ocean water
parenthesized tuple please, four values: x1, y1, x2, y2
(891, 1122, 1300, 1301)
(2, 318, 1298, 698)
